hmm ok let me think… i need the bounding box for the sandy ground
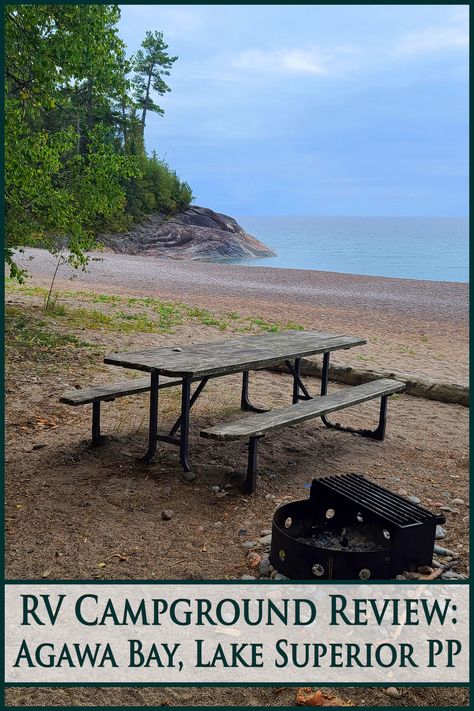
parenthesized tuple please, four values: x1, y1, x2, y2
(5, 255, 469, 707)
(12, 249, 470, 385)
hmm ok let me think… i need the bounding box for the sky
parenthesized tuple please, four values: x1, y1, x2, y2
(118, 4, 469, 217)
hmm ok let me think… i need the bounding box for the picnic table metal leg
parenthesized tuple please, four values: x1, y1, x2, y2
(321, 348, 389, 439)
(179, 376, 193, 475)
(91, 401, 102, 446)
(292, 357, 301, 403)
(241, 371, 269, 413)
(242, 435, 262, 494)
(285, 359, 312, 402)
(168, 377, 209, 437)
(321, 351, 330, 396)
(142, 371, 159, 463)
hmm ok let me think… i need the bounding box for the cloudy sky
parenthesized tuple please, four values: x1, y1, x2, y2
(118, 4, 468, 217)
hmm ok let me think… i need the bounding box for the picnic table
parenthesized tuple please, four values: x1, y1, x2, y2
(103, 330, 370, 478)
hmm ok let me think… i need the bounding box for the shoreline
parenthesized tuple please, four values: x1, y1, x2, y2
(196, 253, 468, 285)
(13, 248, 468, 326)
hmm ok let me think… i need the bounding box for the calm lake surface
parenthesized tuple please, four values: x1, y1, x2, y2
(234, 216, 468, 282)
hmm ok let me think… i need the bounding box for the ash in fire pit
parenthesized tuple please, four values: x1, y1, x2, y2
(270, 474, 445, 580)
(298, 522, 390, 553)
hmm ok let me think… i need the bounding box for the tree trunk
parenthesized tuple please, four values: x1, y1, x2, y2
(141, 67, 153, 131)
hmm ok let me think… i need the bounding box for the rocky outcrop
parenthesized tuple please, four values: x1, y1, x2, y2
(99, 206, 275, 261)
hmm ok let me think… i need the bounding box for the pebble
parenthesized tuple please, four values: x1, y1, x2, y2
(265, 494, 276, 501)
(389, 477, 401, 483)
(240, 575, 256, 580)
(440, 506, 459, 513)
(441, 572, 467, 580)
(247, 552, 262, 568)
(385, 688, 400, 699)
(259, 534, 272, 546)
(211, 486, 220, 493)
(431, 559, 441, 568)
(213, 521, 223, 528)
(161, 510, 174, 521)
(407, 495, 421, 504)
(273, 572, 289, 580)
(450, 498, 464, 506)
(260, 529, 272, 536)
(242, 541, 258, 548)
(435, 525, 447, 540)
(161, 486, 172, 496)
(433, 545, 455, 557)
(418, 565, 433, 575)
(397, 488, 408, 496)
(238, 528, 248, 536)
(258, 555, 273, 577)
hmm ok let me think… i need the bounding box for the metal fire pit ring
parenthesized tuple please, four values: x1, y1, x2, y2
(269, 474, 445, 580)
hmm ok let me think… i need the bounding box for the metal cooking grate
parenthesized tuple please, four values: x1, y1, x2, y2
(316, 473, 445, 528)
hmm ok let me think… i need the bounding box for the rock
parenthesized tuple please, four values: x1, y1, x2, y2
(240, 574, 257, 580)
(441, 571, 467, 580)
(242, 541, 258, 548)
(440, 506, 458, 513)
(211, 486, 220, 493)
(238, 528, 247, 536)
(433, 545, 455, 557)
(273, 572, 289, 581)
(260, 529, 272, 536)
(161, 510, 174, 521)
(407, 495, 421, 504)
(161, 486, 172, 496)
(259, 534, 272, 546)
(435, 525, 446, 540)
(397, 488, 408, 496)
(450, 498, 465, 506)
(99, 206, 275, 261)
(385, 688, 400, 699)
(257, 555, 272, 577)
(418, 565, 433, 574)
(405, 571, 421, 580)
(265, 494, 276, 501)
(247, 552, 262, 568)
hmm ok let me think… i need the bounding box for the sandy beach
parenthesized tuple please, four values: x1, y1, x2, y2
(6, 250, 469, 708)
(14, 248, 469, 384)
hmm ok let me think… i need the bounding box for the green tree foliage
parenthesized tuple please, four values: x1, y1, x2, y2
(5, 5, 192, 281)
(132, 30, 178, 130)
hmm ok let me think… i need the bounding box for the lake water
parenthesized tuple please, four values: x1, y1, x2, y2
(234, 216, 468, 282)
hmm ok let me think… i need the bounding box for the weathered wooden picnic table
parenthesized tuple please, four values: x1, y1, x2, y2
(103, 329, 378, 480)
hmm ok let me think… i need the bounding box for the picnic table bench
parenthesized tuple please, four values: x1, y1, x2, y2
(201, 378, 405, 493)
(59, 375, 182, 446)
(61, 330, 405, 492)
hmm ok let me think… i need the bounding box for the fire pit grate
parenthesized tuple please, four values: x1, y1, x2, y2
(270, 474, 445, 580)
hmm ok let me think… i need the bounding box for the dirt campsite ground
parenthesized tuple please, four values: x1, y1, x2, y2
(5, 250, 469, 707)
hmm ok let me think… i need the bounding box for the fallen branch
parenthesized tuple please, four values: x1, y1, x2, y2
(419, 559, 459, 580)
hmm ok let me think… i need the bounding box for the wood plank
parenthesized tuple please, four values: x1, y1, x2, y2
(104, 330, 366, 378)
(59, 375, 181, 406)
(201, 379, 405, 440)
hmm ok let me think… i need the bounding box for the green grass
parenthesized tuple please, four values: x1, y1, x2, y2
(6, 280, 305, 336)
(5, 307, 92, 356)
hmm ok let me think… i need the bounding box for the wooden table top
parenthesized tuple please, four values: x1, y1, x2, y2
(104, 329, 366, 379)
